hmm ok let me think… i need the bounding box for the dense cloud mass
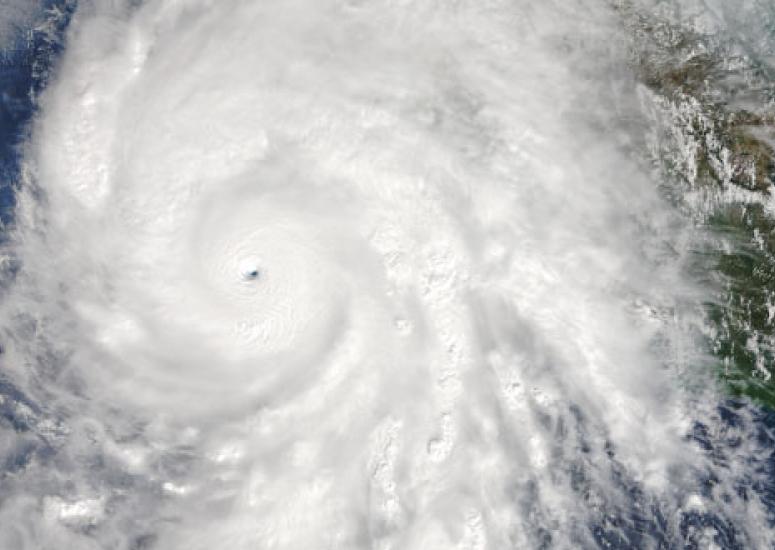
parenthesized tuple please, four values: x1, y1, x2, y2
(1, 1, 774, 548)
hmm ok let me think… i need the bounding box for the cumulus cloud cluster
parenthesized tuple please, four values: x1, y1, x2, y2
(0, 1, 773, 548)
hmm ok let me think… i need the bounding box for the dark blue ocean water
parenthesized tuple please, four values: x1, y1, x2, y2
(0, 1, 74, 227)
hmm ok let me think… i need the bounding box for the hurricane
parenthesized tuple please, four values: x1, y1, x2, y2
(1, 1, 775, 548)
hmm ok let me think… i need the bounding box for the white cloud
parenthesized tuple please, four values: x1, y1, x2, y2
(1, 0, 773, 548)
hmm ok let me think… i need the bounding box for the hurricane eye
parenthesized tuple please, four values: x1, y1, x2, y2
(239, 259, 261, 281)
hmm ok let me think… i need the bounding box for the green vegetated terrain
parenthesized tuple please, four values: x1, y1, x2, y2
(614, 1, 775, 407)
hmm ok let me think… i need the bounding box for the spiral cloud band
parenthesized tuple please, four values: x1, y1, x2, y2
(1, 0, 773, 548)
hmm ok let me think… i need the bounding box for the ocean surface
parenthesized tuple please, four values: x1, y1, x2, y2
(1, 1, 775, 548)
